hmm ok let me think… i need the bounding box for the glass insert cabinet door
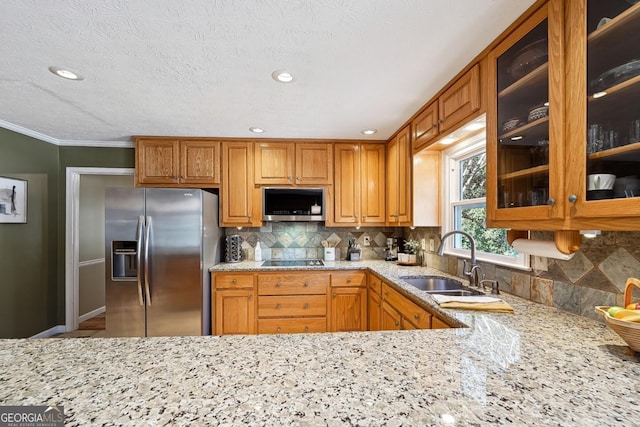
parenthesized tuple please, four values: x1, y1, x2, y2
(496, 18, 549, 210)
(487, 2, 562, 224)
(584, 1, 640, 203)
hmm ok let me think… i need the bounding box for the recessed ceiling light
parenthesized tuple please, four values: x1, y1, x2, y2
(249, 127, 265, 134)
(361, 129, 377, 135)
(271, 69, 295, 83)
(48, 66, 83, 81)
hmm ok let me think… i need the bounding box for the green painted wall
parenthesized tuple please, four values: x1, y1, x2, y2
(0, 128, 134, 338)
(0, 128, 59, 338)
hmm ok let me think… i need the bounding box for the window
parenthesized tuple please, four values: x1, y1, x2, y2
(442, 133, 529, 269)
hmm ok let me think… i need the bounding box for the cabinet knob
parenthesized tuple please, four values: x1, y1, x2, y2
(568, 194, 577, 203)
(362, 215, 366, 219)
(384, 291, 388, 296)
(276, 304, 281, 310)
(547, 198, 555, 206)
(414, 314, 419, 320)
(287, 176, 292, 181)
(248, 295, 253, 301)
(395, 321, 400, 326)
(431, 123, 437, 129)
(303, 303, 309, 309)
(347, 277, 352, 283)
(276, 327, 281, 332)
(304, 326, 309, 332)
(172, 175, 178, 179)
(333, 293, 337, 298)
(296, 176, 301, 181)
(438, 119, 443, 124)
(231, 279, 237, 284)
(304, 282, 309, 287)
(180, 175, 185, 179)
(276, 282, 281, 287)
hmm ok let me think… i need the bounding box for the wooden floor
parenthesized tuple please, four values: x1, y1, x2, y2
(53, 313, 106, 338)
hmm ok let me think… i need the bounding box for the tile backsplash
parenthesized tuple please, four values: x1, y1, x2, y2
(225, 222, 403, 262)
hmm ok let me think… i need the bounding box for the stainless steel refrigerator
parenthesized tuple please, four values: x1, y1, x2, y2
(105, 188, 221, 337)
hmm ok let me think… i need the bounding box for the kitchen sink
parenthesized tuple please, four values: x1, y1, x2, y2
(399, 275, 484, 296)
(425, 289, 484, 296)
(399, 276, 463, 292)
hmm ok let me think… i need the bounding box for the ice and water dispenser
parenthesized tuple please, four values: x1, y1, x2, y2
(111, 241, 138, 280)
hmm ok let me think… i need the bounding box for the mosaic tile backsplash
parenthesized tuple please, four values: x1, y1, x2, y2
(225, 223, 640, 321)
(225, 222, 404, 262)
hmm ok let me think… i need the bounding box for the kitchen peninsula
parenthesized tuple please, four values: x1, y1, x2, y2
(1, 261, 638, 426)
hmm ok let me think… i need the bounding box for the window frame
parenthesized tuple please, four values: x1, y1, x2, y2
(441, 134, 530, 270)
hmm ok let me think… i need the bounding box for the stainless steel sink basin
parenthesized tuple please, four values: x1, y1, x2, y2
(399, 275, 484, 296)
(426, 289, 484, 296)
(399, 276, 463, 291)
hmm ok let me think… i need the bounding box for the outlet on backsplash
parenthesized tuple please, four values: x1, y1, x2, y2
(363, 235, 370, 246)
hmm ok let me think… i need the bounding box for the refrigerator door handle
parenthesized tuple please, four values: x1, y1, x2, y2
(144, 215, 152, 306)
(136, 215, 145, 306)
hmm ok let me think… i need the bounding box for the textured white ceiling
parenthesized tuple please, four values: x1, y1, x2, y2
(0, 0, 536, 145)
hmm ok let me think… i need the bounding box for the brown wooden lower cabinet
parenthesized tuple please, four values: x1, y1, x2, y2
(258, 317, 327, 334)
(368, 290, 382, 331)
(213, 273, 256, 335)
(329, 287, 367, 332)
(212, 270, 454, 335)
(431, 316, 451, 329)
(381, 282, 432, 329)
(381, 301, 402, 330)
(257, 272, 328, 335)
(214, 289, 256, 335)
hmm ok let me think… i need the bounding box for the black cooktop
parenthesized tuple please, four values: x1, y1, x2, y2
(261, 260, 324, 267)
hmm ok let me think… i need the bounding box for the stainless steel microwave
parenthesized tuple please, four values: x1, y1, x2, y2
(262, 187, 325, 221)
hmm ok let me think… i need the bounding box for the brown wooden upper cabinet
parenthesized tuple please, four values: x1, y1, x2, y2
(486, 0, 640, 231)
(135, 138, 220, 187)
(254, 142, 333, 185)
(221, 141, 261, 227)
(412, 64, 481, 153)
(386, 126, 412, 225)
(333, 143, 386, 226)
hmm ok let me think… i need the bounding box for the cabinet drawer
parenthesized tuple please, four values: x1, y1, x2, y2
(382, 283, 432, 329)
(331, 272, 366, 287)
(258, 295, 327, 317)
(257, 273, 328, 295)
(368, 274, 382, 295)
(215, 273, 254, 289)
(258, 317, 327, 334)
(432, 316, 451, 329)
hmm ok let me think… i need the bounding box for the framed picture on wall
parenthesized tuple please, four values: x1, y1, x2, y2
(0, 176, 27, 223)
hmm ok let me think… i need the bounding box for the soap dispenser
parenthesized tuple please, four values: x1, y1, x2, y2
(255, 241, 262, 262)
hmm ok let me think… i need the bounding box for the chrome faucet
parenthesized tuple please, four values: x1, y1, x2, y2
(436, 230, 481, 287)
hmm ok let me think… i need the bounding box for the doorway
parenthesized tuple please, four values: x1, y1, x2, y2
(65, 167, 134, 332)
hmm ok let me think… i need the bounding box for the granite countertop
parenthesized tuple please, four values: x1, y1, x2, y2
(1, 261, 639, 426)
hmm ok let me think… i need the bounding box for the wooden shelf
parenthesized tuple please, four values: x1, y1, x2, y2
(588, 3, 640, 50)
(588, 74, 640, 122)
(498, 62, 548, 98)
(499, 116, 549, 141)
(499, 164, 549, 181)
(587, 3, 640, 80)
(588, 140, 640, 161)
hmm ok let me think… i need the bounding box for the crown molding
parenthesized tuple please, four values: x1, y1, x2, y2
(0, 119, 133, 148)
(0, 119, 60, 145)
(56, 140, 134, 148)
